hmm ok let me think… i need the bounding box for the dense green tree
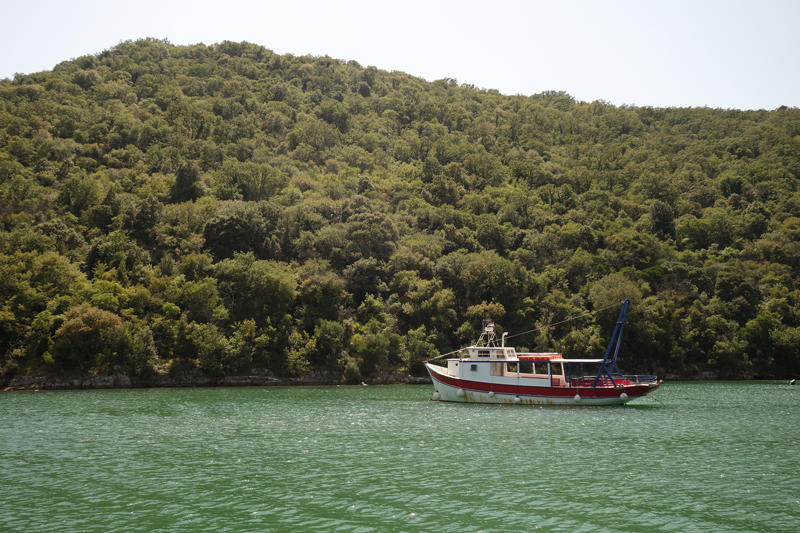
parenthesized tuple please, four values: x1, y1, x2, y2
(296, 259, 349, 331)
(214, 253, 295, 319)
(203, 201, 281, 260)
(52, 303, 123, 373)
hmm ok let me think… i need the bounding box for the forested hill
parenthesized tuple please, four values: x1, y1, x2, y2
(2, 38, 800, 384)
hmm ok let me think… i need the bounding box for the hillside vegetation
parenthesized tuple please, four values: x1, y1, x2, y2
(2, 38, 800, 383)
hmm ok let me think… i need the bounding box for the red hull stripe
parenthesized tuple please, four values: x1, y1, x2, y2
(430, 369, 655, 399)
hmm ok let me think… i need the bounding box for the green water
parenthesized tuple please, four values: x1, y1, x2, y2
(1, 382, 798, 533)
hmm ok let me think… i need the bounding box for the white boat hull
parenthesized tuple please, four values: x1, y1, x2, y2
(426, 363, 657, 406)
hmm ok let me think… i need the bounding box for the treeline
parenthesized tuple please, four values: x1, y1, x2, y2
(2, 37, 800, 383)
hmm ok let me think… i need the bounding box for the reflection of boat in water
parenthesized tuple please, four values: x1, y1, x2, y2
(425, 299, 660, 405)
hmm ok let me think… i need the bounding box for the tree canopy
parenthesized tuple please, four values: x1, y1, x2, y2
(2, 38, 800, 382)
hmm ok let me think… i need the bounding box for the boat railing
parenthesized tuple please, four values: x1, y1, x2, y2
(624, 374, 659, 384)
(567, 375, 658, 387)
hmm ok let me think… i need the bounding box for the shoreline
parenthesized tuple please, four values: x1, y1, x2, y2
(2, 370, 791, 392)
(1, 370, 433, 392)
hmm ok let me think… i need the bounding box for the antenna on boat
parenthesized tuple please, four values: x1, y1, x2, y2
(478, 317, 498, 347)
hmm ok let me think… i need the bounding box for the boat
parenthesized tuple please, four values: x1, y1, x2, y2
(425, 299, 660, 405)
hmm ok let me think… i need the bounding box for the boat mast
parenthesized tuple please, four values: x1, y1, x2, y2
(593, 299, 630, 386)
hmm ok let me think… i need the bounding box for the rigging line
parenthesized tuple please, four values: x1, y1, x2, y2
(504, 300, 626, 341)
(424, 346, 468, 363)
(649, 394, 664, 405)
(424, 300, 626, 363)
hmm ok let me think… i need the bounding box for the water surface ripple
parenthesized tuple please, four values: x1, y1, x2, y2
(1, 382, 798, 532)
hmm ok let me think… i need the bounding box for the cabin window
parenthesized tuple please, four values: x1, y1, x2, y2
(478, 350, 490, 358)
(519, 362, 533, 374)
(534, 363, 548, 375)
(470, 364, 478, 372)
(507, 362, 518, 373)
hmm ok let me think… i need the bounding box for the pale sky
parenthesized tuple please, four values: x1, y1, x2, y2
(2, 0, 798, 110)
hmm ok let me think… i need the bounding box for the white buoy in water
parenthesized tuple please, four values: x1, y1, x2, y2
(574, 394, 581, 402)
(620, 392, 628, 401)
(433, 391, 441, 401)
(488, 391, 495, 398)
(456, 388, 465, 398)
(513, 396, 521, 404)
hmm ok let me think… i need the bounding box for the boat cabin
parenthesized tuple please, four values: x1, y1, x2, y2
(447, 346, 568, 387)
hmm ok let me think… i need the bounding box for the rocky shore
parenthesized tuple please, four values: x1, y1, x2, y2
(2, 369, 432, 391)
